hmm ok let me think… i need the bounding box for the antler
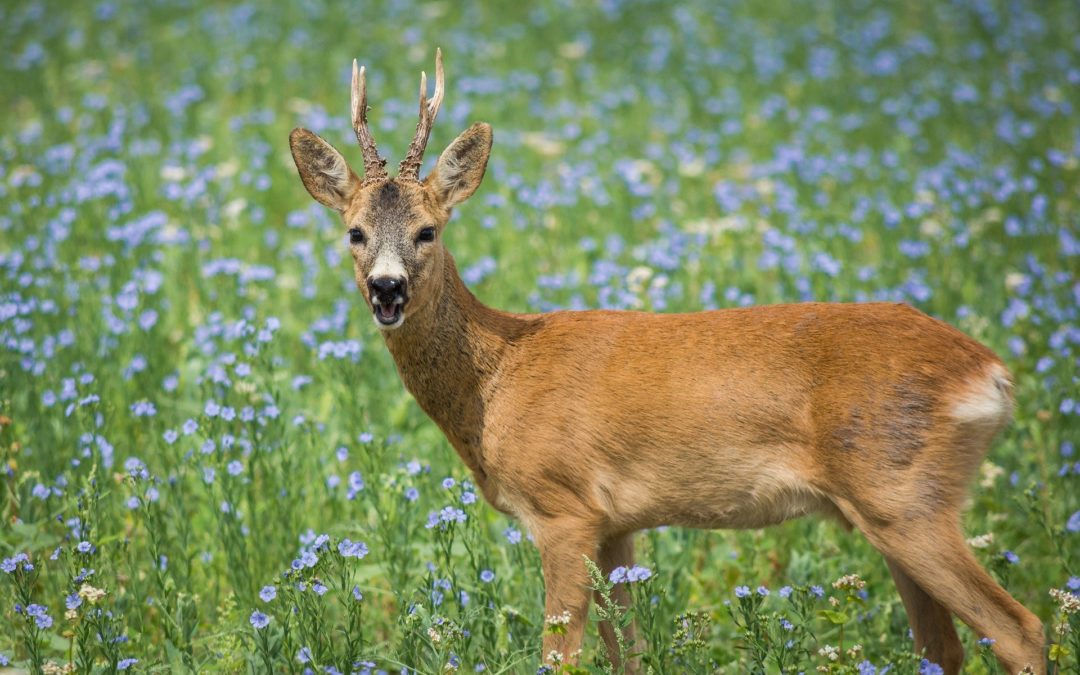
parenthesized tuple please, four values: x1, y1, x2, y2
(398, 48, 445, 180)
(351, 59, 388, 183)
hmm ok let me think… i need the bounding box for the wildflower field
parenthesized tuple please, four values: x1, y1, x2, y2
(2, 0, 1080, 672)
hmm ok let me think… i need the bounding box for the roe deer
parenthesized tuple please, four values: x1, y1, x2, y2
(288, 50, 1045, 674)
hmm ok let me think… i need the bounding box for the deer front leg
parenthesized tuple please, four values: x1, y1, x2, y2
(596, 533, 639, 673)
(535, 518, 600, 668)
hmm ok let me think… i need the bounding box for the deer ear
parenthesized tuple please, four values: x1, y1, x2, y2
(289, 128, 361, 212)
(426, 123, 492, 209)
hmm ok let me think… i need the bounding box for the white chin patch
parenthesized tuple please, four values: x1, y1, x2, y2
(373, 298, 405, 328)
(374, 314, 404, 330)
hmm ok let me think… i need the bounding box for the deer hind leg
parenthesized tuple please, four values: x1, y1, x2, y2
(885, 557, 964, 674)
(837, 500, 1044, 674)
(595, 532, 640, 674)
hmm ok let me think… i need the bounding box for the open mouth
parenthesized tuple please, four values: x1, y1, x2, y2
(372, 298, 405, 327)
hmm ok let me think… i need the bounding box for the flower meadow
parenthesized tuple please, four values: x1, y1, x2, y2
(2, 0, 1080, 672)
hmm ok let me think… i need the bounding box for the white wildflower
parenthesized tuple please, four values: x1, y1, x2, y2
(1050, 588, 1080, 615)
(77, 584, 107, 604)
(833, 573, 866, 591)
(967, 533, 994, 549)
(818, 645, 840, 661)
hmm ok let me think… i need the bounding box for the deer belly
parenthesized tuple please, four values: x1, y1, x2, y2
(597, 456, 829, 531)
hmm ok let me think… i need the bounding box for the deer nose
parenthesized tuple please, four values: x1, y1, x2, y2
(368, 276, 406, 298)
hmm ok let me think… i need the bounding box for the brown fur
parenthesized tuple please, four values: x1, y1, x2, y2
(288, 57, 1045, 673)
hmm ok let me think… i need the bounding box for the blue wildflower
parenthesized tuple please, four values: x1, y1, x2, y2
(2, 553, 28, 573)
(626, 565, 652, 582)
(27, 604, 52, 629)
(919, 659, 944, 675)
(609, 566, 628, 584)
(250, 610, 270, 629)
(259, 586, 277, 602)
(1066, 510, 1080, 533)
(338, 539, 368, 559)
(129, 400, 157, 417)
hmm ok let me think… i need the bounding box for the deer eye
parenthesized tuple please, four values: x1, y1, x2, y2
(348, 228, 366, 245)
(416, 226, 436, 244)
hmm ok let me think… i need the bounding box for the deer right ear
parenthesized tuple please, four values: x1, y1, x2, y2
(289, 128, 361, 212)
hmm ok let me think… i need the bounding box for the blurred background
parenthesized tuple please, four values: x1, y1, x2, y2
(1, 0, 1078, 672)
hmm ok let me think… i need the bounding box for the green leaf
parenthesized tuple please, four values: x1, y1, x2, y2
(818, 609, 850, 625)
(1048, 643, 1069, 661)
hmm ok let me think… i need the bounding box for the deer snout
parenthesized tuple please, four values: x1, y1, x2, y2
(367, 276, 408, 328)
(368, 276, 406, 300)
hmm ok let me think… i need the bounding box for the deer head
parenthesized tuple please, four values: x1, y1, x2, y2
(289, 49, 492, 329)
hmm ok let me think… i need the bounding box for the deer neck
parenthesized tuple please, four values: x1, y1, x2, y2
(381, 252, 525, 479)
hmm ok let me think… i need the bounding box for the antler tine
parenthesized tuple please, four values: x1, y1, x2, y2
(430, 47, 445, 118)
(398, 48, 445, 180)
(351, 59, 388, 183)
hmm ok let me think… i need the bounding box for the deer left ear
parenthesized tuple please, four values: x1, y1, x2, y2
(426, 123, 492, 209)
(289, 128, 362, 212)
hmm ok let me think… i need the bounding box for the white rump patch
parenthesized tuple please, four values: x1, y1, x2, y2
(951, 363, 1014, 425)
